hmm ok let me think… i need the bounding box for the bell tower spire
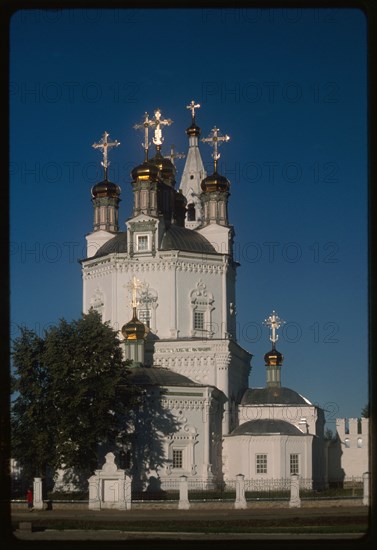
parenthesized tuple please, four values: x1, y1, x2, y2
(179, 100, 207, 229)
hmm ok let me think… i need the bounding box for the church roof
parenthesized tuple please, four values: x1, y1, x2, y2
(241, 386, 312, 406)
(93, 225, 217, 258)
(94, 232, 128, 257)
(160, 225, 217, 254)
(125, 366, 201, 387)
(230, 419, 304, 436)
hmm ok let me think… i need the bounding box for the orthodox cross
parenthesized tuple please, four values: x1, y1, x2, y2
(263, 311, 285, 346)
(151, 108, 173, 148)
(186, 100, 200, 122)
(133, 112, 154, 161)
(92, 131, 120, 180)
(125, 276, 142, 309)
(165, 144, 185, 166)
(201, 126, 230, 172)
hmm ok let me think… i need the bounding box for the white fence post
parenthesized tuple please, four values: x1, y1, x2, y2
(88, 475, 101, 510)
(234, 474, 247, 509)
(363, 472, 370, 506)
(125, 475, 132, 510)
(289, 474, 301, 508)
(178, 475, 190, 510)
(33, 477, 44, 510)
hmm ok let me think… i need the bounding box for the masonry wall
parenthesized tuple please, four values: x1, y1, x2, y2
(328, 418, 369, 479)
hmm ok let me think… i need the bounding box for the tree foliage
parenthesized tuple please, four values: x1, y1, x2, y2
(11, 310, 139, 485)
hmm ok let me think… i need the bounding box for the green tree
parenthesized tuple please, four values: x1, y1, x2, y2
(11, 327, 54, 481)
(11, 310, 139, 488)
(361, 404, 369, 418)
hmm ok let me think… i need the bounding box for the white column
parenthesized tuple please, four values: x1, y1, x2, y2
(202, 393, 211, 478)
(170, 262, 178, 338)
(222, 260, 228, 338)
(289, 474, 301, 508)
(363, 472, 370, 506)
(33, 477, 43, 510)
(178, 475, 190, 510)
(234, 474, 247, 509)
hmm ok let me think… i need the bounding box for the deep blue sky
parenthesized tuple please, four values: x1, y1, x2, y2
(10, 7, 368, 427)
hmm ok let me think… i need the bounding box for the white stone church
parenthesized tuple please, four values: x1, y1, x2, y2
(79, 102, 365, 491)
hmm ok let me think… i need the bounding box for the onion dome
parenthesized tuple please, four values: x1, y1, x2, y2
(186, 122, 201, 137)
(131, 161, 159, 182)
(264, 346, 284, 367)
(201, 171, 230, 193)
(121, 307, 149, 340)
(91, 179, 121, 199)
(149, 149, 176, 185)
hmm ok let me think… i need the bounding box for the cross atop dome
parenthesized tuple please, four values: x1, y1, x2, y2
(165, 144, 185, 166)
(133, 112, 154, 161)
(186, 100, 200, 122)
(263, 310, 285, 347)
(92, 131, 120, 180)
(201, 126, 230, 172)
(151, 108, 173, 148)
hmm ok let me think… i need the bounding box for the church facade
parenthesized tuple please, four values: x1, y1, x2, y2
(80, 102, 328, 490)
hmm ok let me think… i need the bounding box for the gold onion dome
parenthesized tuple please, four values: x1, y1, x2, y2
(121, 308, 149, 340)
(149, 149, 176, 184)
(91, 179, 121, 199)
(201, 171, 230, 193)
(264, 347, 284, 367)
(131, 160, 159, 182)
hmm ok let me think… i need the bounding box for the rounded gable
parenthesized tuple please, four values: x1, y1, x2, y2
(241, 386, 311, 406)
(161, 225, 217, 254)
(230, 419, 304, 436)
(94, 232, 127, 258)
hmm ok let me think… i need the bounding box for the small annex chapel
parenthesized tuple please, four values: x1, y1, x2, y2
(80, 101, 327, 489)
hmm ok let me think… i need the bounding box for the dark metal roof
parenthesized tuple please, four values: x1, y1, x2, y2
(92, 225, 217, 259)
(126, 366, 201, 387)
(94, 232, 128, 258)
(241, 387, 311, 406)
(161, 225, 217, 254)
(230, 419, 304, 436)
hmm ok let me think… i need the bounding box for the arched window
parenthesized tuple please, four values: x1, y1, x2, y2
(190, 280, 215, 338)
(187, 203, 196, 221)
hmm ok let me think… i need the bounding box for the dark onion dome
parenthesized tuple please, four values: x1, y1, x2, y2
(148, 149, 176, 184)
(186, 121, 201, 137)
(241, 386, 312, 406)
(125, 366, 201, 387)
(91, 179, 121, 199)
(122, 308, 149, 340)
(131, 160, 159, 182)
(93, 232, 127, 258)
(230, 419, 305, 436)
(264, 347, 284, 366)
(201, 171, 230, 193)
(160, 225, 217, 254)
